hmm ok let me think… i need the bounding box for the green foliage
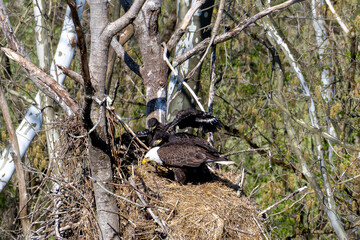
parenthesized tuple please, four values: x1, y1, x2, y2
(0, 0, 359, 239)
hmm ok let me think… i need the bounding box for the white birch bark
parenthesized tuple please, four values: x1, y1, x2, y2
(33, 0, 61, 188)
(0, 0, 85, 192)
(33, 1, 64, 237)
(310, 4, 347, 238)
(257, 1, 348, 238)
(311, 0, 337, 165)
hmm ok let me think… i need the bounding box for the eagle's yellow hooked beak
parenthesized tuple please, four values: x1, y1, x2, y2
(142, 158, 150, 165)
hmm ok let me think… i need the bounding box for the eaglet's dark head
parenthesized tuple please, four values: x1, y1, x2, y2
(147, 118, 161, 129)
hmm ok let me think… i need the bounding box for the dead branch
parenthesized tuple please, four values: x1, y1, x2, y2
(253, 215, 270, 240)
(66, 0, 92, 95)
(174, 0, 304, 66)
(258, 185, 308, 216)
(107, 106, 149, 151)
(57, 65, 84, 86)
(162, 42, 205, 112)
(187, 0, 225, 79)
(0, 0, 28, 57)
(89, 176, 145, 208)
(0, 84, 30, 235)
(1, 48, 80, 116)
(324, 0, 349, 34)
(67, 0, 96, 141)
(166, 0, 206, 51)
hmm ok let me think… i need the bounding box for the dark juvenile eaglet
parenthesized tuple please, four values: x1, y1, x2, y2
(147, 108, 224, 146)
(163, 108, 223, 134)
(121, 108, 224, 148)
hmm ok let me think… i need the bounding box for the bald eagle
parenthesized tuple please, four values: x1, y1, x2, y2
(143, 138, 233, 183)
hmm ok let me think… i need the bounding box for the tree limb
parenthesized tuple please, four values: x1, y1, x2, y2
(1, 47, 80, 116)
(163, 42, 205, 112)
(187, 0, 225, 79)
(173, 0, 304, 66)
(272, 97, 360, 152)
(0, 84, 30, 236)
(166, 0, 206, 51)
(67, 0, 94, 135)
(57, 65, 84, 86)
(103, 0, 146, 41)
(111, 37, 141, 77)
(258, 185, 308, 216)
(0, 0, 28, 57)
(128, 178, 171, 238)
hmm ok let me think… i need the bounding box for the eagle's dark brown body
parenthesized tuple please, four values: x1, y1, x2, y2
(157, 139, 227, 168)
(144, 138, 233, 183)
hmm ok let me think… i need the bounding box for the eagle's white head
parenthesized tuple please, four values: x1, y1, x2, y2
(142, 147, 163, 165)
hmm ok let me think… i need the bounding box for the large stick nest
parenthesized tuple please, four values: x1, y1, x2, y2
(115, 164, 264, 239)
(33, 116, 264, 239)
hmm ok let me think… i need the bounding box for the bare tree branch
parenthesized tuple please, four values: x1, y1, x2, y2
(1, 47, 80, 116)
(163, 43, 205, 112)
(272, 97, 360, 152)
(0, 0, 28, 57)
(67, 0, 95, 137)
(107, 106, 150, 151)
(187, 0, 225, 79)
(57, 65, 84, 86)
(103, 0, 146, 42)
(67, 0, 92, 94)
(166, 0, 206, 51)
(0, 84, 30, 236)
(324, 0, 349, 34)
(111, 37, 141, 77)
(174, 0, 304, 66)
(128, 178, 172, 238)
(258, 186, 308, 216)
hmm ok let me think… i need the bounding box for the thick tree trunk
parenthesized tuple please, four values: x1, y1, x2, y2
(87, 1, 120, 238)
(133, 0, 168, 125)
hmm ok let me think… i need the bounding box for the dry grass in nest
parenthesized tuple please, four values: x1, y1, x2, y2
(28, 116, 263, 239)
(115, 164, 264, 239)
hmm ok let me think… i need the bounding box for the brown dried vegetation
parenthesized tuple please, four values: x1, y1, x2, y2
(33, 117, 263, 239)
